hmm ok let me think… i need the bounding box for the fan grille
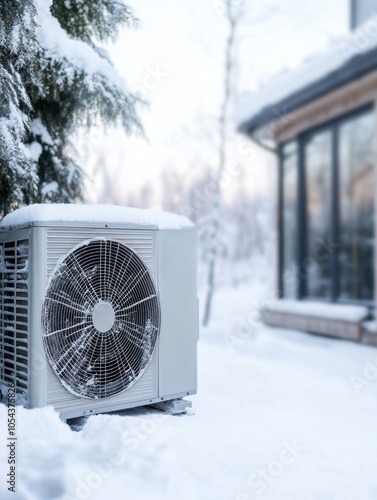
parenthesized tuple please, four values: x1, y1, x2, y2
(42, 239, 160, 399)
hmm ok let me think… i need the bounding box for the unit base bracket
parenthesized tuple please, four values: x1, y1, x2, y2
(149, 398, 192, 415)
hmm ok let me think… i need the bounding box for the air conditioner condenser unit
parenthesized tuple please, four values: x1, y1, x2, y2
(0, 204, 198, 420)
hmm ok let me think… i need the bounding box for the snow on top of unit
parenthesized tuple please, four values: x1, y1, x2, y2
(237, 14, 377, 127)
(35, 0, 126, 90)
(266, 299, 369, 322)
(0, 204, 194, 230)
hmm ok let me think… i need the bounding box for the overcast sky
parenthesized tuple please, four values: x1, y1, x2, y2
(82, 0, 349, 208)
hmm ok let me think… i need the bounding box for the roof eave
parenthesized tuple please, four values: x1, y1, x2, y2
(238, 46, 377, 136)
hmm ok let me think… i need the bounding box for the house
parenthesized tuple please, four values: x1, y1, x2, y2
(238, 0, 377, 345)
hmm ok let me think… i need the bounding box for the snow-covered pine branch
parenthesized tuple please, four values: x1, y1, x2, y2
(25, 0, 142, 204)
(0, 0, 142, 213)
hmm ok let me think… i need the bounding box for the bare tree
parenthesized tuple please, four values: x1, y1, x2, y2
(202, 0, 244, 326)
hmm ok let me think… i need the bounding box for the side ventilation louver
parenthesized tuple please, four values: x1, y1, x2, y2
(0, 239, 29, 403)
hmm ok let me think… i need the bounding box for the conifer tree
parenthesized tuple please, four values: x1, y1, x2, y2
(0, 0, 141, 214)
(0, 1, 39, 216)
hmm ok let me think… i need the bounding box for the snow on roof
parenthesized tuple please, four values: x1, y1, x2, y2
(0, 204, 194, 230)
(237, 14, 377, 129)
(266, 299, 369, 323)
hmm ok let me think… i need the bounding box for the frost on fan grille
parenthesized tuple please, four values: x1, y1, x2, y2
(42, 239, 160, 399)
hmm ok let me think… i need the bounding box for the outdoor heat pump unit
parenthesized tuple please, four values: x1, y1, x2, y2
(0, 204, 198, 420)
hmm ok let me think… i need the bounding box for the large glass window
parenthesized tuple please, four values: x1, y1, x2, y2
(281, 142, 298, 298)
(305, 130, 333, 299)
(280, 106, 375, 305)
(339, 112, 375, 301)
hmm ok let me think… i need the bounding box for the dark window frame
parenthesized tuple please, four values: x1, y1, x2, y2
(279, 103, 375, 307)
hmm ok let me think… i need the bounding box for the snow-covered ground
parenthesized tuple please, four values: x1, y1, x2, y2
(1, 279, 377, 500)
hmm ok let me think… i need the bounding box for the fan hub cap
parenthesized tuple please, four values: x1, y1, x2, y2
(92, 301, 115, 333)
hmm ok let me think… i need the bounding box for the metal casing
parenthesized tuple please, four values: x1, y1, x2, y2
(0, 217, 197, 419)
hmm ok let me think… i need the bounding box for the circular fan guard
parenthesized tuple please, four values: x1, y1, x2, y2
(42, 239, 160, 399)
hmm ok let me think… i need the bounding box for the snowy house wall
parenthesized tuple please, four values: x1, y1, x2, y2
(238, 0, 377, 345)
